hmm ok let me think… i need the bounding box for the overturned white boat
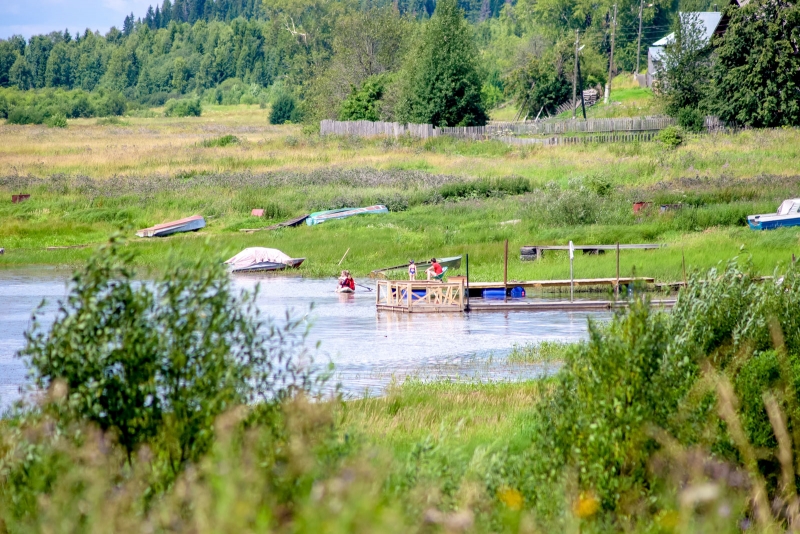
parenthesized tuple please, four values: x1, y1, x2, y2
(224, 247, 305, 273)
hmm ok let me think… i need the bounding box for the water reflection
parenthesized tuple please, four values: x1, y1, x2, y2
(0, 269, 611, 407)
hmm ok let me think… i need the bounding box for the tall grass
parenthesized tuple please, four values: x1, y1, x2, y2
(2, 170, 799, 280)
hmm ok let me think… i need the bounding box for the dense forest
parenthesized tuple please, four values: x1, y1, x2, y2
(0, 0, 797, 127)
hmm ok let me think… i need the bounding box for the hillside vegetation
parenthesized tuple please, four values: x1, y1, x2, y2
(2, 104, 800, 281)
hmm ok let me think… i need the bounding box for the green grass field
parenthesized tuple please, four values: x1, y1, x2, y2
(2, 93, 800, 283)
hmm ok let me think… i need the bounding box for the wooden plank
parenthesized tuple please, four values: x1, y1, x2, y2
(469, 277, 654, 290)
(468, 298, 675, 312)
(521, 244, 664, 252)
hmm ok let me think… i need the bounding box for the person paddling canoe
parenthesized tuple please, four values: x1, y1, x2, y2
(337, 270, 355, 293)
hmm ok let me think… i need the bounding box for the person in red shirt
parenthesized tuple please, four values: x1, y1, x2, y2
(426, 258, 443, 280)
(338, 270, 355, 291)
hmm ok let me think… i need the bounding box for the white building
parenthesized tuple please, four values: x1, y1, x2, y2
(646, 11, 723, 87)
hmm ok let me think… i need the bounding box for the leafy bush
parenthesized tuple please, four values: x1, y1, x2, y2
(438, 176, 531, 200)
(541, 301, 674, 509)
(20, 237, 317, 466)
(0, 94, 10, 118)
(66, 94, 94, 118)
(95, 92, 127, 116)
(531, 260, 800, 521)
(7, 106, 46, 125)
(338, 75, 388, 122)
(656, 125, 683, 148)
(0, 88, 126, 122)
(270, 93, 297, 124)
(163, 97, 202, 117)
(201, 134, 240, 147)
(677, 107, 705, 132)
(44, 112, 67, 128)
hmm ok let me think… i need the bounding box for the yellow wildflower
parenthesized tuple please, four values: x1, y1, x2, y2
(497, 487, 524, 511)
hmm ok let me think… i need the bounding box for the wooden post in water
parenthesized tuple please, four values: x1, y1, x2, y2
(569, 240, 575, 302)
(465, 253, 471, 312)
(504, 239, 509, 303)
(616, 242, 620, 299)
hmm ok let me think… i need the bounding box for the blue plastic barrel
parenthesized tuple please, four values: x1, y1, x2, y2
(401, 289, 427, 301)
(510, 286, 526, 298)
(482, 289, 506, 299)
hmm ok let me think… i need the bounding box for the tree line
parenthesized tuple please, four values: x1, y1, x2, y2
(0, 0, 798, 127)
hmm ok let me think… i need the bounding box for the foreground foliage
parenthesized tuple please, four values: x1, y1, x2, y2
(4, 257, 800, 531)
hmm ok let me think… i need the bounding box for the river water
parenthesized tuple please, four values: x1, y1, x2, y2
(0, 269, 611, 407)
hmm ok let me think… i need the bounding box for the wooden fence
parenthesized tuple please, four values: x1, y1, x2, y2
(320, 119, 440, 139)
(499, 131, 659, 146)
(320, 116, 726, 144)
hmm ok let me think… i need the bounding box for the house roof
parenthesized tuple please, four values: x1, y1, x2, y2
(652, 12, 723, 46)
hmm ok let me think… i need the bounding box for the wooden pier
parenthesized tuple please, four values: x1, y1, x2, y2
(520, 244, 664, 261)
(376, 279, 466, 313)
(468, 299, 675, 312)
(466, 277, 654, 297)
(375, 279, 674, 314)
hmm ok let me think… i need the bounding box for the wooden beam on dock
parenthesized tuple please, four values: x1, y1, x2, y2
(467, 299, 675, 312)
(521, 243, 665, 260)
(468, 277, 654, 290)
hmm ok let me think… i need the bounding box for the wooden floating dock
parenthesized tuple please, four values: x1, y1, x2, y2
(376, 279, 466, 313)
(467, 277, 654, 298)
(468, 299, 676, 312)
(468, 276, 653, 290)
(520, 243, 664, 261)
(376, 279, 674, 313)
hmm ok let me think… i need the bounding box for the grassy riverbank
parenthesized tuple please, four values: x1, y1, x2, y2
(2, 104, 800, 281)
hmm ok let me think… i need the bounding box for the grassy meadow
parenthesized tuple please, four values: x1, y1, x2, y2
(2, 98, 800, 283)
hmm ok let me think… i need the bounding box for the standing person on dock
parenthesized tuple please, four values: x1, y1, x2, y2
(338, 270, 355, 292)
(408, 260, 417, 280)
(426, 258, 443, 280)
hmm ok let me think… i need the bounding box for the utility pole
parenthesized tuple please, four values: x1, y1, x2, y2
(636, 0, 644, 76)
(573, 29, 580, 119)
(605, 3, 617, 104)
(577, 54, 587, 119)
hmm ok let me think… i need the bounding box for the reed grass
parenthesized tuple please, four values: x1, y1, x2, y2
(340, 379, 552, 453)
(3, 105, 800, 280)
(2, 104, 800, 182)
(506, 341, 570, 363)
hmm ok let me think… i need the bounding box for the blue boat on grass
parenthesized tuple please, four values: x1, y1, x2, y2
(748, 199, 800, 230)
(306, 205, 388, 226)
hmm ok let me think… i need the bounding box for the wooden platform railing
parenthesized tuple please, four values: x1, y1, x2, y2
(376, 280, 465, 313)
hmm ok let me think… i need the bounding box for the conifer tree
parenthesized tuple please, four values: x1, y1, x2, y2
(400, 0, 487, 126)
(709, 0, 800, 127)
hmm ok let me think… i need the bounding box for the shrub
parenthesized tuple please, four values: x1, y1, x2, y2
(20, 237, 318, 467)
(656, 125, 683, 148)
(96, 92, 127, 116)
(541, 301, 674, 509)
(438, 176, 531, 200)
(201, 134, 240, 147)
(269, 93, 296, 124)
(677, 107, 705, 132)
(0, 94, 10, 118)
(164, 97, 202, 117)
(338, 76, 388, 122)
(44, 113, 67, 128)
(66, 94, 94, 118)
(7, 106, 46, 125)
